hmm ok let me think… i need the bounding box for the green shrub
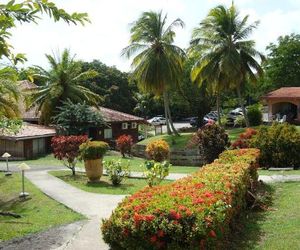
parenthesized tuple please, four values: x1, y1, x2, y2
(79, 141, 109, 160)
(101, 149, 260, 249)
(247, 104, 262, 126)
(189, 123, 230, 163)
(143, 160, 170, 187)
(250, 123, 300, 168)
(234, 115, 246, 127)
(146, 139, 170, 162)
(104, 160, 130, 186)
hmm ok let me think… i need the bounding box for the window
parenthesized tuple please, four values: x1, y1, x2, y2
(104, 129, 112, 139)
(122, 123, 128, 130)
(131, 122, 137, 129)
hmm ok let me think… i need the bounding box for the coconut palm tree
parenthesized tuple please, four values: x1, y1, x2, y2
(0, 67, 20, 118)
(122, 11, 185, 135)
(190, 3, 264, 127)
(30, 49, 101, 124)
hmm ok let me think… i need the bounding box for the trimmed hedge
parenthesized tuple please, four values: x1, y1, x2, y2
(101, 148, 260, 249)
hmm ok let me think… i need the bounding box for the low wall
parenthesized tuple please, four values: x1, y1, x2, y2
(132, 144, 204, 166)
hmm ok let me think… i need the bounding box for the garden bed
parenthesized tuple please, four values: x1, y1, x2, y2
(101, 148, 260, 249)
(49, 171, 173, 195)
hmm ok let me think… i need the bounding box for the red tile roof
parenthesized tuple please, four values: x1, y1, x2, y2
(0, 123, 56, 140)
(96, 107, 146, 123)
(262, 87, 300, 99)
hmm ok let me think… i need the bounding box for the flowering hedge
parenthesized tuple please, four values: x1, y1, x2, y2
(101, 148, 260, 249)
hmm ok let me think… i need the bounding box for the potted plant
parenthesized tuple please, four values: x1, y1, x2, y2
(79, 141, 109, 183)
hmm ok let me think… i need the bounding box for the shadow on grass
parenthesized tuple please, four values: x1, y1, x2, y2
(225, 183, 275, 250)
(85, 181, 135, 191)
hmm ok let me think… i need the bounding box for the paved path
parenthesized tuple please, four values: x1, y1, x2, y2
(25, 170, 125, 250)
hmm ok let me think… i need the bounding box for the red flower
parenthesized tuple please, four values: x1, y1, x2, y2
(145, 214, 155, 222)
(150, 235, 157, 243)
(157, 230, 164, 238)
(209, 230, 217, 238)
(169, 209, 181, 220)
(193, 198, 205, 204)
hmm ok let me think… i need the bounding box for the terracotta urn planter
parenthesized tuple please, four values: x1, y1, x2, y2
(84, 158, 103, 183)
(79, 140, 109, 183)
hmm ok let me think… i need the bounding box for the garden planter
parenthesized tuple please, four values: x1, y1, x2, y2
(84, 159, 103, 183)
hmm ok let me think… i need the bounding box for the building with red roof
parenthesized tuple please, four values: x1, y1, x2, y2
(262, 87, 300, 124)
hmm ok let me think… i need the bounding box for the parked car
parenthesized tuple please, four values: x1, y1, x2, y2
(226, 109, 244, 126)
(147, 116, 166, 125)
(189, 117, 198, 127)
(203, 111, 219, 124)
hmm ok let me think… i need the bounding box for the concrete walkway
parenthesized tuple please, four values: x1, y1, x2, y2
(25, 170, 125, 250)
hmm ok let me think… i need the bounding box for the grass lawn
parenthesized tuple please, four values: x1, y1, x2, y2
(226, 127, 246, 141)
(230, 182, 300, 249)
(137, 133, 194, 150)
(0, 173, 84, 242)
(6, 152, 200, 174)
(258, 169, 300, 176)
(50, 170, 173, 195)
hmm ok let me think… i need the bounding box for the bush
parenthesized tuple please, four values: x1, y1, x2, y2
(143, 160, 171, 187)
(247, 104, 262, 126)
(51, 135, 88, 175)
(250, 123, 300, 168)
(79, 141, 109, 160)
(101, 148, 260, 249)
(232, 128, 257, 149)
(189, 123, 230, 164)
(104, 159, 130, 186)
(146, 139, 170, 162)
(116, 135, 134, 157)
(234, 115, 246, 127)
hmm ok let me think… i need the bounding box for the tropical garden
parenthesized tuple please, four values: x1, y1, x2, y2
(1, 1, 300, 249)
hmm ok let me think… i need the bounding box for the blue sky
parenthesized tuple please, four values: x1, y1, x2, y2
(10, 0, 300, 71)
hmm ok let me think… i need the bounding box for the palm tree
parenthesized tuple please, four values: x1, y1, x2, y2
(30, 49, 101, 124)
(0, 67, 20, 118)
(122, 11, 185, 135)
(190, 3, 264, 127)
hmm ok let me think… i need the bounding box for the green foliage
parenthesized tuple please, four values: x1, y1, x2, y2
(234, 115, 246, 127)
(0, 117, 22, 134)
(52, 100, 105, 135)
(103, 159, 131, 186)
(145, 139, 170, 162)
(265, 33, 300, 88)
(0, 0, 89, 61)
(101, 149, 260, 249)
(143, 160, 170, 187)
(30, 49, 101, 124)
(81, 60, 138, 114)
(190, 123, 230, 163)
(0, 67, 21, 118)
(247, 104, 262, 126)
(250, 123, 300, 168)
(79, 141, 109, 160)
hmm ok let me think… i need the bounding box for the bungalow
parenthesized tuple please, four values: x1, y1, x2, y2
(262, 87, 300, 124)
(0, 123, 56, 160)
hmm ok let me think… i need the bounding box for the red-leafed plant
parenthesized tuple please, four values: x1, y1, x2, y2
(116, 134, 133, 157)
(232, 128, 257, 149)
(51, 135, 88, 175)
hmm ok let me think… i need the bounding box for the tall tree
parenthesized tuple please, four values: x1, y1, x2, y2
(265, 34, 300, 88)
(30, 49, 101, 124)
(190, 3, 264, 127)
(121, 11, 186, 135)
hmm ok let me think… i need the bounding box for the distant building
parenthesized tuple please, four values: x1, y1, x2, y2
(0, 123, 56, 160)
(262, 87, 300, 124)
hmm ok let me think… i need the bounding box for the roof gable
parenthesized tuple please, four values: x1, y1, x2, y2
(262, 87, 300, 99)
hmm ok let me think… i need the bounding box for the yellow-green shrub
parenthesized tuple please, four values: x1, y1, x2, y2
(146, 139, 170, 162)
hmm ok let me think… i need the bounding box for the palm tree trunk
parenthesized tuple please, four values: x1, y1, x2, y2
(163, 91, 172, 135)
(216, 89, 222, 126)
(237, 86, 249, 127)
(166, 97, 179, 136)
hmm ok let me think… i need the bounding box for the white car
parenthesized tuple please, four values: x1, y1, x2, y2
(147, 116, 166, 125)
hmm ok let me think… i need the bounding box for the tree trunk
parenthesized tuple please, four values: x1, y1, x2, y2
(237, 86, 250, 127)
(216, 90, 222, 127)
(164, 91, 179, 136)
(163, 91, 172, 135)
